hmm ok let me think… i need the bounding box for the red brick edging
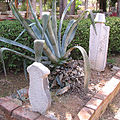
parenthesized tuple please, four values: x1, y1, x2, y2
(0, 71, 120, 120)
(75, 70, 120, 120)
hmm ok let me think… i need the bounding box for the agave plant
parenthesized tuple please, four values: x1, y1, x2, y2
(0, 0, 96, 92)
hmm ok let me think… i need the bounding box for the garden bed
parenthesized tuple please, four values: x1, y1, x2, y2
(0, 59, 120, 120)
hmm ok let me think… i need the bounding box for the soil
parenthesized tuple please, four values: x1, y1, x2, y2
(0, 55, 120, 120)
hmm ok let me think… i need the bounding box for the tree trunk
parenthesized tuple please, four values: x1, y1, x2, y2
(117, 0, 120, 17)
(59, 0, 67, 18)
(39, 0, 42, 19)
(59, 0, 63, 18)
(29, 0, 36, 19)
(84, 0, 88, 18)
(70, 0, 75, 15)
(99, 0, 106, 12)
(85, 0, 88, 10)
(32, 0, 36, 13)
(103, 0, 107, 12)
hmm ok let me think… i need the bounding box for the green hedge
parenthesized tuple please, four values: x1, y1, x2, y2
(0, 17, 120, 71)
(0, 20, 34, 72)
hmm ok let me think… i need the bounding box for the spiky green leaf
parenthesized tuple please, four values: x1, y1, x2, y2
(0, 48, 34, 61)
(58, 0, 74, 51)
(42, 14, 49, 39)
(0, 37, 35, 54)
(61, 19, 76, 56)
(0, 49, 7, 78)
(23, 59, 28, 81)
(0, 47, 34, 79)
(28, 0, 55, 55)
(47, 19, 60, 57)
(51, 0, 57, 40)
(86, 9, 97, 34)
(9, 2, 37, 40)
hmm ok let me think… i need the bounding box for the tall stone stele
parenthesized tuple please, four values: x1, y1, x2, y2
(89, 13, 110, 71)
(27, 62, 51, 114)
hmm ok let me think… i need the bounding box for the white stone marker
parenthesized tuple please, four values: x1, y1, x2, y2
(89, 13, 110, 71)
(27, 62, 51, 114)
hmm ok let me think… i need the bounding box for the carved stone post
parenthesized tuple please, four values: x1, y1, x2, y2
(89, 13, 110, 71)
(27, 62, 51, 114)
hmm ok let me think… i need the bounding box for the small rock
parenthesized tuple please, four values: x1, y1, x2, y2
(45, 111, 57, 120)
(59, 74, 63, 82)
(111, 66, 120, 71)
(81, 72, 84, 77)
(12, 98, 22, 106)
(56, 69, 60, 72)
(72, 70, 77, 75)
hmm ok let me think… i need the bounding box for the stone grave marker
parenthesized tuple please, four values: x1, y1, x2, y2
(27, 62, 51, 114)
(89, 13, 110, 71)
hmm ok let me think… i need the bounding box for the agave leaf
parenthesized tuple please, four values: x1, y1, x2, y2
(0, 49, 7, 78)
(41, 56, 48, 60)
(15, 23, 36, 42)
(28, 0, 43, 31)
(23, 59, 28, 81)
(0, 48, 35, 61)
(51, 0, 57, 40)
(15, 29, 26, 42)
(9, 2, 37, 40)
(34, 40, 45, 62)
(27, 22, 42, 40)
(61, 19, 76, 56)
(0, 48, 34, 79)
(47, 19, 60, 58)
(31, 25, 42, 39)
(58, 0, 74, 51)
(11, 0, 54, 56)
(11, 0, 55, 56)
(43, 43, 58, 63)
(44, 33, 56, 56)
(63, 46, 91, 92)
(42, 61, 51, 65)
(28, 0, 55, 55)
(15, 22, 42, 42)
(42, 14, 49, 39)
(56, 75, 64, 88)
(0, 37, 35, 54)
(56, 84, 71, 96)
(62, 12, 86, 54)
(86, 10, 97, 34)
(62, 10, 96, 55)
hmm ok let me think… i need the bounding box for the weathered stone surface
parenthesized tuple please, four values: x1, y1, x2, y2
(27, 62, 51, 114)
(89, 13, 110, 71)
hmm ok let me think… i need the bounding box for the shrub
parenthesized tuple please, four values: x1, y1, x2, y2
(106, 17, 120, 54)
(0, 20, 34, 72)
(0, 17, 120, 71)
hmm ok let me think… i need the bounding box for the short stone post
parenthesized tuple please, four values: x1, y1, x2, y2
(89, 13, 110, 71)
(27, 62, 51, 114)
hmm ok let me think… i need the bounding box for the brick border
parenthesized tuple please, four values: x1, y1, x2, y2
(0, 97, 51, 120)
(74, 70, 120, 120)
(0, 71, 120, 120)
